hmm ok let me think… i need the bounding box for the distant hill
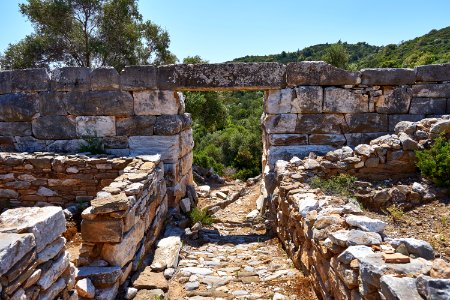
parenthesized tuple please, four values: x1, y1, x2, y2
(232, 26, 450, 69)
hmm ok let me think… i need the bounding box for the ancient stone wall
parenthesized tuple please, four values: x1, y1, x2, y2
(0, 153, 132, 208)
(270, 116, 450, 299)
(77, 155, 168, 298)
(0, 206, 76, 300)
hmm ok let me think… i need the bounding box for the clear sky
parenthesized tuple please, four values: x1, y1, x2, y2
(1, 0, 449, 63)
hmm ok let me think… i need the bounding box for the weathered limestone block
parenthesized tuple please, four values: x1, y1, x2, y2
(129, 136, 180, 162)
(416, 275, 450, 300)
(150, 236, 182, 271)
(0, 207, 65, 252)
(134, 90, 181, 115)
(158, 62, 285, 90)
(324, 87, 369, 113)
(116, 116, 156, 136)
(0, 122, 31, 136)
(120, 66, 157, 91)
(264, 114, 297, 134)
(267, 145, 334, 168)
(292, 86, 323, 113)
(412, 83, 450, 98)
(47, 139, 86, 153)
(180, 113, 193, 130)
(37, 252, 70, 290)
(76, 278, 95, 298)
(0, 93, 38, 122)
(297, 114, 346, 134)
(32, 115, 77, 139)
(101, 219, 145, 267)
(90, 193, 130, 214)
(179, 151, 193, 176)
(67, 91, 133, 116)
(361, 68, 415, 85)
(81, 218, 123, 243)
(388, 114, 425, 132)
(103, 136, 128, 149)
(309, 134, 346, 146)
(415, 63, 450, 82)
(0, 70, 12, 94)
(344, 113, 388, 133)
(14, 136, 47, 152)
(90, 67, 120, 91)
(0, 137, 15, 151)
(10, 68, 49, 92)
(39, 277, 66, 300)
(268, 134, 308, 146)
(39, 92, 68, 116)
(265, 89, 294, 114)
(51, 67, 91, 91)
(375, 86, 412, 114)
(76, 116, 116, 137)
(76, 266, 123, 287)
(37, 237, 65, 264)
(409, 97, 446, 115)
(154, 115, 183, 135)
(286, 61, 360, 86)
(0, 233, 35, 276)
(380, 275, 422, 300)
(180, 129, 194, 157)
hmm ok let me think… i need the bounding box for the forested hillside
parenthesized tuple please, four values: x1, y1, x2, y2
(190, 26, 450, 179)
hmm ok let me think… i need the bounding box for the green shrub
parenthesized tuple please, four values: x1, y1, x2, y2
(78, 136, 105, 155)
(189, 208, 214, 226)
(309, 174, 357, 197)
(416, 135, 450, 187)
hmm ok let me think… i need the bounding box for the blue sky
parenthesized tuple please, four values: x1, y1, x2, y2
(1, 0, 449, 63)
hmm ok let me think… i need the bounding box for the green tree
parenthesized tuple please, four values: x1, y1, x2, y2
(322, 42, 349, 69)
(0, 0, 176, 70)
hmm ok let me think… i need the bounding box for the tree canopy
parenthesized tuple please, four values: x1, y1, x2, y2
(0, 0, 177, 71)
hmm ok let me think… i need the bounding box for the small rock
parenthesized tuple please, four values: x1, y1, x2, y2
(430, 259, 450, 279)
(345, 215, 386, 233)
(391, 238, 434, 260)
(132, 268, 168, 291)
(197, 185, 211, 197)
(76, 278, 95, 299)
(164, 268, 175, 279)
(180, 198, 191, 213)
(184, 281, 199, 291)
(124, 287, 138, 299)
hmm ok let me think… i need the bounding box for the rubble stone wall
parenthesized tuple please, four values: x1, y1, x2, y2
(77, 155, 168, 299)
(270, 116, 450, 299)
(0, 153, 132, 208)
(0, 206, 76, 300)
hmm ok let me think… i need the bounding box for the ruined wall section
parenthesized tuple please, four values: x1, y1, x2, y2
(262, 62, 450, 170)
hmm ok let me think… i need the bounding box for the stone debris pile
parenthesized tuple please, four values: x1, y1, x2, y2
(0, 206, 76, 300)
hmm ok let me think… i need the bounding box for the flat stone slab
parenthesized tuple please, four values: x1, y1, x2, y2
(0, 232, 35, 276)
(380, 275, 422, 300)
(345, 215, 386, 233)
(76, 266, 123, 288)
(390, 238, 434, 260)
(151, 236, 182, 271)
(0, 206, 65, 252)
(133, 267, 169, 291)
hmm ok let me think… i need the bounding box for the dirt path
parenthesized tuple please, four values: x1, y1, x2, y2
(167, 181, 317, 300)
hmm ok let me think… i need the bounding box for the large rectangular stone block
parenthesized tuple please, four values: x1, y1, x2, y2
(286, 61, 360, 86)
(179, 151, 193, 176)
(76, 116, 116, 137)
(0, 206, 65, 252)
(116, 116, 156, 136)
(10, 68, 49, 92)
(120, 66, 157, 91)
(263, 114, 297, 134)
(268, 134, 308, 146)
(292, 86, 323, 113)
(324, 87, 369, 113)
(375, 86, 412, 114)
(134, 90, 181, 115)
(415, 63, 450, 82)
(296, 114, 346, 134)
(361, 68, 415, 85)
(39, 92, 68, 115)
(309, 134, 346, 146)
(32, 116, 77, 139)
(158, 62, 285, 91)
(90, 67, 120, 91)
(81, 219, 123, 243)
(51, 67, 91, 91)
(344, 113, 388, 133)
(154, 115, 183, 135)
(267, 145, 335, 168)
(265, 89, 294, 114)
(0, 122, 31, 136)
(14, 136, 46, 152)
(67, 91, 133, 116)
(412, 83, 450, 98)
(0, 71, 12, 94)
(388, 114, 425, 132)
(409, 98, 446, 115)
(129, 135, 180, 162)
(180, 129, 194, 157)
(0, 93, 38, 122)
